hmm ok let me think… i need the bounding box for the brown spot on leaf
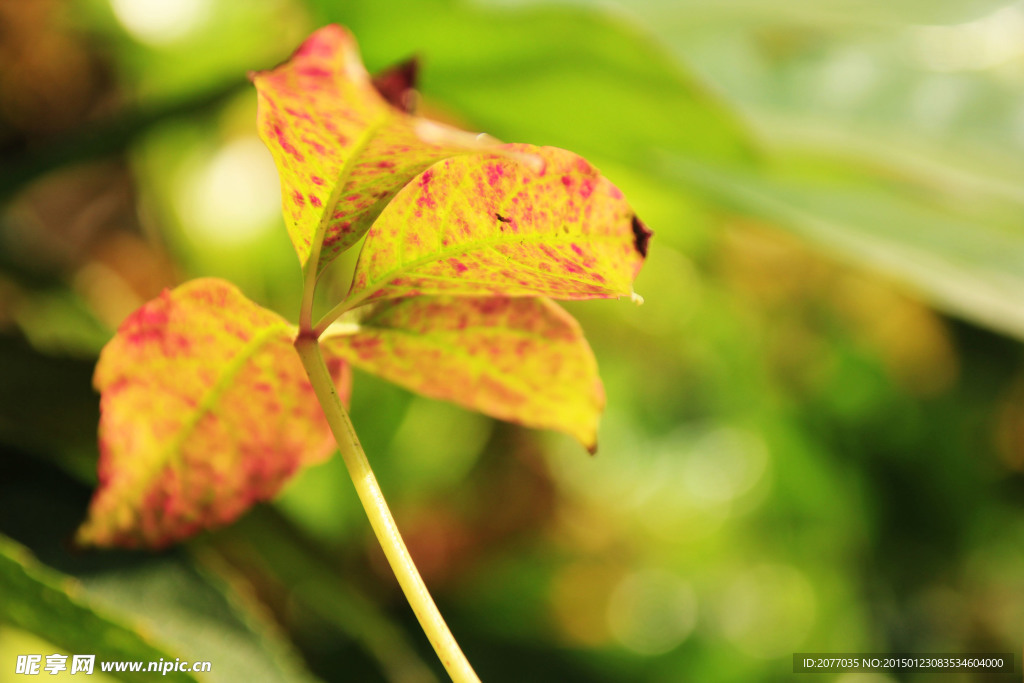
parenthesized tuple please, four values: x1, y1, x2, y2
(631, 215, 652, 258)
(495, 213, 510, 223)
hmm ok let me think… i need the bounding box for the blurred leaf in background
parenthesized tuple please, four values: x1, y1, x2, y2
(4, 0, 1024, 681)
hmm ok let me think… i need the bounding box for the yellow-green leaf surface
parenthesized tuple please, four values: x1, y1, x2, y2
(78, 278, 350, 549)
(324, 296, 604, 450)
(253, 24, 482, 272)
(342, 143, 651, 310)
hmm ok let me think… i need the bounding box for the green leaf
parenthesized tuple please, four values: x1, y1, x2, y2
(671, 157, 1024, 342)
(79, 553, 321, 683)
(324, 296, 604, 450)
(77, 278, 350, 548)
(327, 3, 752, 168)
(0, 535, 199, 683)
(342, 144, 651, 310)
(252, 24, 484, 273)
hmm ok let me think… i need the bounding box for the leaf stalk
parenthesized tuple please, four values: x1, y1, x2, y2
(294, 333, 480, 683)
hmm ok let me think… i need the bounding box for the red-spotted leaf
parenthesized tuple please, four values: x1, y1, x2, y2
(323, 296, 604, 450)
(253, 24, 485, 272)
(341, 143, 651, 310)
(77, 278, 350, 549)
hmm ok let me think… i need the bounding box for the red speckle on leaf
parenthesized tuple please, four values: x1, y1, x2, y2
(478, 375, 527, 408)
(477, 298, 504, 315)
(571, 243, 584, 256)
(579, 179, 594, 198)
(608, 185, 624, 199)
(120, 300, 192, 355)
(308, 140, 327, 155)
(284, 107, 313, 121)
(416, 171, 436, 209)
(273, 124, 305, 162)
(298, 65, 332, 79)
(561, 175, 573, 188)
(377, 160, 395, 169)
(449, 259, 469, 274)
(352, 335, 383, 359)
(345, 194, 361, 202)
(574, 158, 593, 174)
(486, 163, 505, 187)
(310, 195, 323, 207)
(311, 175, 324, 185)
(292, 189, 305, 207)
(186, 284, 219, 306)
(295, 29, 338, 58)
(321, 224, 350, 248)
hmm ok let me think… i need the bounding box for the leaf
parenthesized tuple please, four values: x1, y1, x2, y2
(342, 143, 651, 309)
(77, 278, 350, 549)
(371, 57, 419, 114)
(670, 157, 1024, 344)
(80, 554, 322, 683)
(323, 296, 604, 450)
(0, 534, 199, 683)
(252, 24, 485, 273)
(327, 3, 753, 168)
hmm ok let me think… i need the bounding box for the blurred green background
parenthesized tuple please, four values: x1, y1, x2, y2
(3, 0, 1024, 681)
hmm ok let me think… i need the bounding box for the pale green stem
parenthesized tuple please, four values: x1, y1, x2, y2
(294, 334, 481, 683)
(299, 262, 318, 333)
(313, 296, 361, 338)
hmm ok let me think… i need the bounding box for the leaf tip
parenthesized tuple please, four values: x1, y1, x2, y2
(586, 440, 599, 456)
(371, 57, 420, 113)
(631, 291, 645, 306)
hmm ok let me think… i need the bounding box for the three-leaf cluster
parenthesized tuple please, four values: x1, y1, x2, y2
(78, 25, 651, 549)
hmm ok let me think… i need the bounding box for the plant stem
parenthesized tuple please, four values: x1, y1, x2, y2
(294, 334, 481, 683)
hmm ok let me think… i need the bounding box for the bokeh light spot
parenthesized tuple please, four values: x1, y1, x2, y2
(178, 136, 281, 247)
(607, 568, 698, 656)
(717, 563, 816, 658)
(681, 426, 769, 507)
(109, 0, 210, 46)
(910, 5, 1024, 72)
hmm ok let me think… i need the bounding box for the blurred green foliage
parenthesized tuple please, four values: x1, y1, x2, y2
(3, 0, 1024, 681)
